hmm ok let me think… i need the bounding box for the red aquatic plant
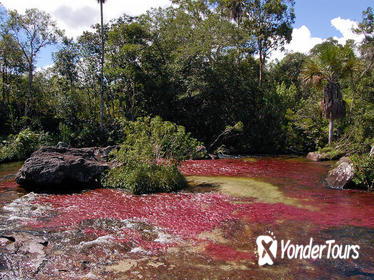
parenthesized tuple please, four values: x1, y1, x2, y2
(204, 242, 255, 261)
(13, 157, 374, 260)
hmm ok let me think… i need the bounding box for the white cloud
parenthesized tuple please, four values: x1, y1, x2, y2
(1, 0, 171, 38)
(287, 25, 324, 54)
(270, 25, 323, 61)
(35, 63, 53, 73)
(331, 17, 364, 45)
(270, 17, 364, 61)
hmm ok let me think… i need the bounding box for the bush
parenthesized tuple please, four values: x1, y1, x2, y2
(0, 129, 54, 163)
(317, 146, 345, 160)
(103, 164, 187, 194)
(351, 154, 374, 191)
(115, 116, 203, 164)
(102, 116, 201, 194)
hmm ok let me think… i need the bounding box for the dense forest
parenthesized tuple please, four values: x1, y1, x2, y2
(0, 0, 373, 188)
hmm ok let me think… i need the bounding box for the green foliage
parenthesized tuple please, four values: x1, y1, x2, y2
(103, 163, 187, 194)
(351, 154, 374, 191)
(115, 116, 203, 165)
(59, 123, 72, 144)
(103, 116, 202, 194)
(0, 128, 48, 163)
(0, 5, 373, 166)
(317, 146, 344, 160)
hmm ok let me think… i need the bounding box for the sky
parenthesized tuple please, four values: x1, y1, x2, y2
(0, 0, 373, 68)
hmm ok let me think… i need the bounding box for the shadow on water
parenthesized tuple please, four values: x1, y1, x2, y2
(21, 181, 103, 195)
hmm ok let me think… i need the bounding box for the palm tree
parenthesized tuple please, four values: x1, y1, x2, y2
(301, 41, 355, 146)
(97, 0, 106, 131)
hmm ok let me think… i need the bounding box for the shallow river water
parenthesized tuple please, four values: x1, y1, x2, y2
(0, 157, 373, 279)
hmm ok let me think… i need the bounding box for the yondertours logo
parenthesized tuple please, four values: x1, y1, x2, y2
(256, 232, 360, 266)
(256, 232, 277, 266)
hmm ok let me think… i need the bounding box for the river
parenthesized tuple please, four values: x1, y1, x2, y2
(0, 157, 373, 279)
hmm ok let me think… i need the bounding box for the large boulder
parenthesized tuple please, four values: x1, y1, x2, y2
(16, 144, 118, 191)
(326, 157, 354, 189)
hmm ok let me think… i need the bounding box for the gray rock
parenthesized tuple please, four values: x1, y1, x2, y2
(326, 157, 354, 189)
(307, 152, 328, 162)
(370, 146, 374, 157)
(15, 145, 119, 190)
(56, 141, 69, 149)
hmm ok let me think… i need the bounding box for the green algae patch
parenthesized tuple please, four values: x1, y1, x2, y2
(187, 176, 305, 207)
(241, 157, 258, 162)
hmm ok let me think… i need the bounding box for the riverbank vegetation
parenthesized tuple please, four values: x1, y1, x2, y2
(102, 116, 202, 193)
(0, 1, 373, 190)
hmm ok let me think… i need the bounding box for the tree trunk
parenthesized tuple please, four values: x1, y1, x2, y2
(259, 59, 263, 87)
(25, 63, 33, 117)
(328, 112, 334, 146)
(99, 0, 104, 131)
(257, 39, 264, 87)
(2, 57, 7, 104)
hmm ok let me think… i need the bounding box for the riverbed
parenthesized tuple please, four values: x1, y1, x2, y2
(0, 157, 373, 279)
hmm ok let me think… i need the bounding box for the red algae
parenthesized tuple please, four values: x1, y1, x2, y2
(0, 180, 19, 191)
(84, 227, 109, 237)
(181, 158, 328, 187)
(183, 158, 374, 229)
(30, 190, 241, 237)
(28, 186, 374, 247)
(5, 157, 373, 266)
(204, 242, 255, 261)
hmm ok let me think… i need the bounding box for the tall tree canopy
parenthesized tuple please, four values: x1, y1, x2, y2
(97, 0, 107, 130)
(301, 41, 355, 145)
(7, 8, 63, 117)
(212, 0, 295, 86)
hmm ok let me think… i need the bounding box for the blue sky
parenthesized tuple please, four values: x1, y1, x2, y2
(294, 0, 372, 38)
(1, 0, 372, 68)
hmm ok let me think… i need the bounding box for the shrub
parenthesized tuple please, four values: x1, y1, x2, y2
(102, 116, 202, 194)
(317, 146, 345, 160)
(0, 129, 41, 163)
(0, 129, 55, 163)
(351, 154, 374, 191)
(115, 116, 203, 164)
(103, 163, 187, 195)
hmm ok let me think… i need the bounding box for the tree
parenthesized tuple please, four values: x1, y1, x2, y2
(52, 37, 79, 92)
(353, 7, 374, 110)
(8, 8, 63, 117)
(301, 41, 355, 146)
(0, 31, 25, 105)
(212, 0, 295, 86)
(106, 21, 149, 121)
(97, 0, 106, 130)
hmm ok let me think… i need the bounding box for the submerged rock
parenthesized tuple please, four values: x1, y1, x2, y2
(15, 145, 118, 190)
(326, 157, 354, 189)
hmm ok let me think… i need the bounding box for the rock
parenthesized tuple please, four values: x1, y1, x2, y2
(208, 153, 219, 160)
(307, 152, 328, 162)
(56, 141, 69, 149)
(326, 157, 354, 189)
(15, 145, 119, 190)
(0, 232, 48, 275)
(370, 146, 374, 157)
